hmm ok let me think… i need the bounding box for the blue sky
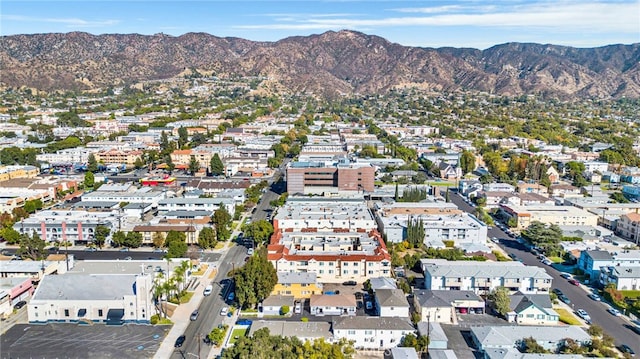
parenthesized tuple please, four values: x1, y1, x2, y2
(1, 0, 639, 49)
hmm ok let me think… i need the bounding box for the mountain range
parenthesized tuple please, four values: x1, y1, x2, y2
(1, 30, 639, 99)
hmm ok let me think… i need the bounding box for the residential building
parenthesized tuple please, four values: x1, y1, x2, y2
(498, 204, 598, 230)
(286, 157, 375, 194)
(416, 321, 449, 350)
(271, 272, 323, 299)
(437, 162, 462, 179)
(412, 290, 484, 324)
(248, 320, 332, 343)
(421, 259, 552, 294)
(14, 210, 119, 245)
(578, 250, 640, 282)
(470, 326, 590, 353)
(507, 292, 559, 325)
(81, 187, 167, 208)
(309, 294, 357, 316)
(0, 165, 39, 181)
(549, 184, 582, 198)
(94, 148, 143, 166)
(599, 266, 640, 290)
(157, 197, 235, 214)
(332, 316, 414, 350)
(28, 273, 154, 324)
(583, 161, 609, 174)
(375, 202, 487, 246)
(374, 289, 409, 317)
(484, 183, 515, 193)
(388, 348, 419, 359)
(616, 213, 640, 244)
(0, 277, 34, 318)
(132, 224, 197, 245)
(261, 295, 294, 316)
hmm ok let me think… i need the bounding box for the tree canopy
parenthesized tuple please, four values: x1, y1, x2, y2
(488, 286, 511, 316)
(165, 230, 188, 258)
(242, 220, 274, 246)
(234, 250, 278, 309)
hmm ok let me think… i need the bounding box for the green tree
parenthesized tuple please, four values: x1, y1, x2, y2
(124, 231, 143, 248)
(212, 206, 232, 241)
(134, 157, 144, 169)
(460, 150, 476, 174)
(165, 230, 188, 258)
(111, 231, 126, 247)
(399, 333, 430, 353)
(94, 225, 110, 249)
(210, 153, 224, 176)
(87, 153, 99, 172)
(177, 127, 188, 148)
(0, 227, 20, 244)
(242, 220, 274, 246)
(188, 155, 200, 174)
(610, 192, 630, 203)
(84, 171, 95, 189)
(17, 232, 46, 260)
(488, 286, 511, 317)
(234, 252, 278, 309)
(164, 155, 175, 173)
(198, 227, 217, 249)
(152, 232, 165, 249)
(522, 337, 548, 353)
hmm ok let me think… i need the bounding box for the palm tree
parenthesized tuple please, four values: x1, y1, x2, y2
(152, 274, 166, 318)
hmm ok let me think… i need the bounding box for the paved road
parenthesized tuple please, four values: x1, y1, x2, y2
(170, 245, 246, 359)
(449, 192, 640, 353)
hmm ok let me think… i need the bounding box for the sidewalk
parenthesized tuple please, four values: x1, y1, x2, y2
(153, 265, 215, 359)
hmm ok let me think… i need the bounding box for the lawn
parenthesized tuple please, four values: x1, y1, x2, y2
(621, 290, 640, 298)
(555, 308, 581, 325)
(191, 264, 208, 276)
(548, 256, 563, 264)
(229, 327, 249, 344)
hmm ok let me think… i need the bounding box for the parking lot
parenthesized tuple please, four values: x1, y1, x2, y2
(1, 323, 169, 359)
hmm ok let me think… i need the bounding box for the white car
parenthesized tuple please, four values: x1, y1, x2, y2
(220, 307, 229, 316)
(203, 285, 213, 296)
(576, 309, 591, 322)
(607, 307, 622, 316)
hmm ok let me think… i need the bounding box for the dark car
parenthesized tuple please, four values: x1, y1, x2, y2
(174, 335, 186, 348)
(343, 280, 357, 286)
(552, 288, 563, 296)
(620, 344, 635, 356)
(13, 300, 27, 310)
(568, 279, 580, 286)
(203, 336, 212, 345)
(559, 295, 571, 304)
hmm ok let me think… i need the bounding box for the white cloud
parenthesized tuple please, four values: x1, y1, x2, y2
(235, 1, 640, 33)
(2, 14, 120, 28)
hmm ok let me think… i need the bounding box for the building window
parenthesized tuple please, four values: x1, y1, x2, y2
(348, 330, 356, 335)
(64, 309, 69, 317)
(98, 309, 103, 317)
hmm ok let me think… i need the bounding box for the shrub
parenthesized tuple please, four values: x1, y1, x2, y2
(280, 305, 290, 315)
(150, 314, 159, 325)
(301, 317, 308, 322)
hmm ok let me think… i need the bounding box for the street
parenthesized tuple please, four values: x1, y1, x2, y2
(449, 192, 640, 353)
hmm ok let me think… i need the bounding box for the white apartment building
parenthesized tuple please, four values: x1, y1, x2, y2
(28, 273, 154, 324)
(81, 188, 167, 208)
(157, 197, 235, 214)
(421, 259, 552, 294)
(333, 316, 415, 350)
(14, 210, 119, 244)
(376, 202, 487, 246)
(36, 147, 93, 165)
(499, 204, 599, 230)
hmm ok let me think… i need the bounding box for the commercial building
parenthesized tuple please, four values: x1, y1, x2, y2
(28, 273, 154, 324)
(286, 157, 375, 194)
(421, 259, 552, 294)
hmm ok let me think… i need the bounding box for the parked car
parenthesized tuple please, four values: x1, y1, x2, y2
(542, 259, 553, 266)
(227, 292, 235, 302)
(203, 284, 213, 296)
(203, 336, 212, 345)
(84, 247, 97, 252)
(559, 295, 571, 304)
(365, 301, 373, 310)
(620, 344, 635, 356)
(568, 279, 580, 286)
(119, 247, 129, 252)
(220, 307, 229, 316)
(576, 309, 591, 322)
(607, 307, 622, 316)
(560, 273, 572, 279)
(13, 300, 27, 310)
(190, 309, 199, 321)
(552, 288, 563, 296)
(247, 248, 254, 255)
(174, 335, 186, 348)
(342, 280, 357, 286)
(587, 293, 601, 301)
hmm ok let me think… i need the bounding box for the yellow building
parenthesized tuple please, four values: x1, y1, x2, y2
(94, 148, 143, 166)
(271, 272, 323, 299)
(0, 165, 39, 181)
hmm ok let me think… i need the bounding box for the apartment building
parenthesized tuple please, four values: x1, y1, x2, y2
(271, 272, 323, 299)
(268, 196, 391, 283)
(94, 148, 143, 166)
(616, 213, 640, 244)
(421, 259, 552, 294)
(499, 204, 598, 230)
(14, 210, 119, 245)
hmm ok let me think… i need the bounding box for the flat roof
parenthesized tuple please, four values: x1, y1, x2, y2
(32, 274, 143, 301)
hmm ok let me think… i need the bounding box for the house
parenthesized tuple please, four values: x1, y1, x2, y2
(546, 166, 560, 184)
(507, 292, 559, 325)
(309, 294, 357, 316)
(437, 162, 462, 180)
(416, 321, 448, 349)
(28, 273, 154, 324)
(332, 316, 415, 350)
(421, 259, 552, 294)
(599, 266, 640, 290)
(374, 289, 409, 317)
(498, 204, 598, 230)
(471, 325, 591, 352)
(413, 289, 485, 324)
(368, 277, 397, 292)
(248, 320, 332, 343)
(261, 295, 294, 316)
(0, 277, 34, 318)
(616, 213, 640, 243)
(388, 348, 419, 359)
(549, 184, 582, 198)
(271, 272, 323, 299)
